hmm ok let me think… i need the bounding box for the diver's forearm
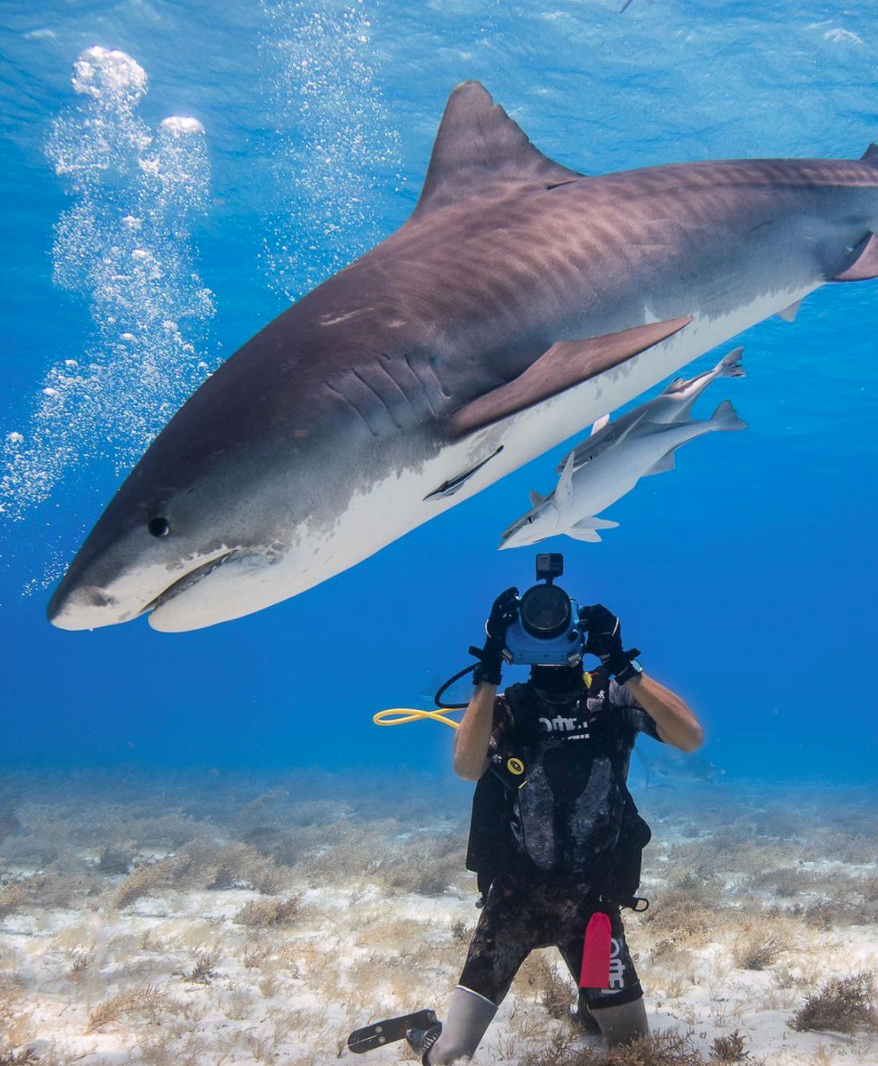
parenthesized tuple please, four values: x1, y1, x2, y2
(624, 673, 704, 752)
(453, 682, 496, 780)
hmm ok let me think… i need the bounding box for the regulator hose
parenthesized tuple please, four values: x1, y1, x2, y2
(372, 661, 478, 730)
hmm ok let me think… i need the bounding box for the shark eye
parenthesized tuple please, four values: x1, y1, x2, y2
(148, 517, 170, 538)
(527, 517, 534, 524)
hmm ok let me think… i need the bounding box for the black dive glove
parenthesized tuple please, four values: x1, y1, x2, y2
(470, 587, 519, 686)
(582, 603, 641, 684)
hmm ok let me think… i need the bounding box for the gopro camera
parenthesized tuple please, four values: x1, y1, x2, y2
(503, 554, 585, 666)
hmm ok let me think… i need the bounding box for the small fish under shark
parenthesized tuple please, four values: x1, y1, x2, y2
(501, 349, 747, 547)
(47, 81, 878, 633)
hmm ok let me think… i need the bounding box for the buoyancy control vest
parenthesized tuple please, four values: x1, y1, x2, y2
(465, 674, 652, 901)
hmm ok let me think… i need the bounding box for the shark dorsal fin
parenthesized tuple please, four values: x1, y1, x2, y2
(414, 82, 585, 217)
(556, 452, 576, 511)
(528, 489, 546, 508)
(861, 143, 878, 166)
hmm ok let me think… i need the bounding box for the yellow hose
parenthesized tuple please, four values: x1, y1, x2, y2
(372, 707, 463, 730)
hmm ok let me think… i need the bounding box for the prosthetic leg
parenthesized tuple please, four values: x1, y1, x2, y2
(590, 996, 649, 1047)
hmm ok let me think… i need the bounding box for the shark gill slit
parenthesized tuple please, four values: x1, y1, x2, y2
(324, 383, 380, 437)
(377, 352, 422, 417)
(350, 366, 406, 430)
(401, 351, 439, 418)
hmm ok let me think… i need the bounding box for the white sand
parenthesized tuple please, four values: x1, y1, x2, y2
(1, 771, 877, 1065)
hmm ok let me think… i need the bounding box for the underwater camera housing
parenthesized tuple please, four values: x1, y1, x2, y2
(503, 553, 585, 666)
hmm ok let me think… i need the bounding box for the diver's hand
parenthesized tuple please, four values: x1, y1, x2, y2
(471, 587, 519, 686)
(582, 604, 639, 680)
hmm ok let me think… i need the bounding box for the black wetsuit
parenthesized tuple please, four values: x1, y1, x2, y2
(459, 670, 660, 1010)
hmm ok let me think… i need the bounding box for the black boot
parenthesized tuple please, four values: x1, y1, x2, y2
(405, 1023, 442, 1064)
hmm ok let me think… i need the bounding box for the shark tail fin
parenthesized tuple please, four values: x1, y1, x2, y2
(718, 346, 746, 378)
(709, 398, 748, 431)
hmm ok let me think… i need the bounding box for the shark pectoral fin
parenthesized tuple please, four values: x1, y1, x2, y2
(413, 82, 585, 218)
(574, 516, 619, 530)
(644, 452, 676, 476)
(446, 317, 692, 438)
(590, 413, 610, 437)
(833, 232, 878, 282)
(776, 299, 803, 322)
(564, 515, 619, 542)
(566, 527, 602, 542)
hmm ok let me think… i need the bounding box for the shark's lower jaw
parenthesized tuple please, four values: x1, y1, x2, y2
(143, 550, 238, 616)
(146, 548, 284, 632)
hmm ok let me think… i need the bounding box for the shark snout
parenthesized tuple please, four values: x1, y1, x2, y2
(47, 582, 121, 631)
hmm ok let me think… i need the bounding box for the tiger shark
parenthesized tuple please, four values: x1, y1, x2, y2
(48, 81, 878, 632)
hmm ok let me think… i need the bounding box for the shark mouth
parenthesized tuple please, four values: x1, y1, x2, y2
(499, 517, 533, 543)
(142, 549, 238, 616)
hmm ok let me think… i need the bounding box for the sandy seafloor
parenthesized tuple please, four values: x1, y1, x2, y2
(1, 768, 877, 1066)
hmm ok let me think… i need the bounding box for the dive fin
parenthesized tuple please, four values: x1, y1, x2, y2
(644, 452, 676, 476)
(447, 317, 692, 438)
(347, 1010, 439, 1054)
(529, 489, 546, 507)
(776, 299, 802, 322)
(832, 232, 878, 282)
(414, 82, 585, 218)
(590, 413, 610, 436)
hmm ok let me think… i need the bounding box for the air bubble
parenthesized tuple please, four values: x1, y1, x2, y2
(2, 46, 216, 524)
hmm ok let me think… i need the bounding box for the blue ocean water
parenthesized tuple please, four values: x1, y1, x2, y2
(1, 0, 876, 784)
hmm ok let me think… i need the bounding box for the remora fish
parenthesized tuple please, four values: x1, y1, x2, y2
(562, 346, 746, 471)
(48, 82, 878, 632)
(500, 400, 747, 548)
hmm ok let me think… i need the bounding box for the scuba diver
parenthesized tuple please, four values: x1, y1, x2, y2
(406, 554, 705, 1063)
